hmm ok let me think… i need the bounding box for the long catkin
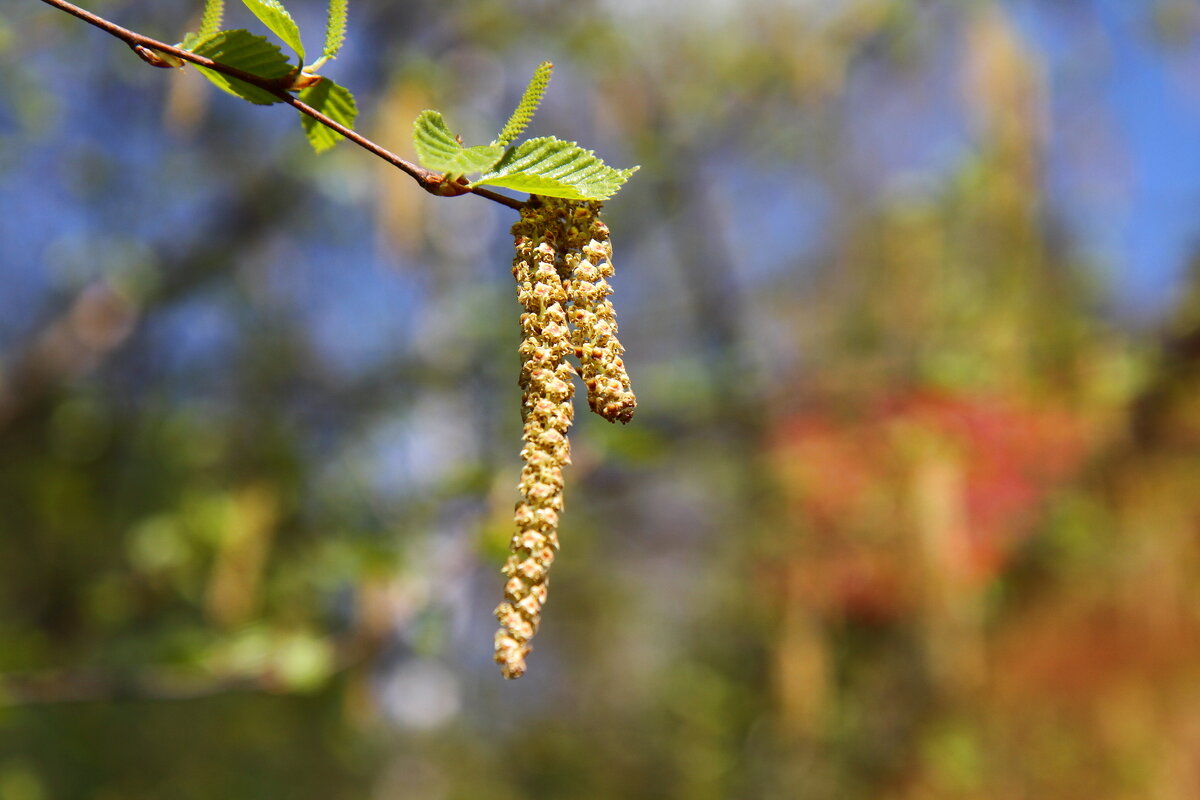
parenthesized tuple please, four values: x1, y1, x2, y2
(494, 204, 576, 679)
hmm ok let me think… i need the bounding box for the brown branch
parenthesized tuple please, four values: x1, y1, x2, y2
(37, 0, 527, 211)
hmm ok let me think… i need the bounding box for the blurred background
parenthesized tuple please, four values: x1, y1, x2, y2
(4, 0, 1200, 797)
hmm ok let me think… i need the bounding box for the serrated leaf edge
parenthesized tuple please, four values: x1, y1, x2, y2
(186, 29, 293, 105)
(474, 136, 637, 200)
(412, 110, 507, 177)
(412, 110, 463, 163)
(298, 79, 358, 152)
(199, 0, 225, 38)
(240, 0, 305, 61)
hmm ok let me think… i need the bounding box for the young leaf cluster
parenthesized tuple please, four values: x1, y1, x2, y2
(180, 0, 354, 152)
(412, 63, 638, 201)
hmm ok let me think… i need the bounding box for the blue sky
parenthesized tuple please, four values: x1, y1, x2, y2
(1012, 0, 1200, 317)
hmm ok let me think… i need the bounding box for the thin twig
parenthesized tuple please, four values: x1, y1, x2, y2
(37, 0, 527, 211)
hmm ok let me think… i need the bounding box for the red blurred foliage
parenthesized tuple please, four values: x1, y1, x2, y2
(769, 389, 1096, 622)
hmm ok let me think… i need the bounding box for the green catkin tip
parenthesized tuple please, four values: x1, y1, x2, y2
(322, 0, 349, 61)
(199, 0, 225, 37)
(494, 61, 554, 147)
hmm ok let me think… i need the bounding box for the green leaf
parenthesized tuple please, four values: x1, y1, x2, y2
(188, 30, 293, 105)
(199, 0, 225, 38)
(241, 0, 305, 60)
(412, 110, 505, 176)
(473, 137, 638, 200)
(298, 79, 358, 152)
(452, 144, 508, 175)
(322, 0, 349, 61)
(493, 61, 552, 146)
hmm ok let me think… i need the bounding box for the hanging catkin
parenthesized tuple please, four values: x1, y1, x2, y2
(494, 202, 576, 679)
(561, 201, 636, 424)
(494, 197, 636, 679)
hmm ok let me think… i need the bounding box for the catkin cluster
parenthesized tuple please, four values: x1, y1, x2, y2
(493, 196, 635, 679)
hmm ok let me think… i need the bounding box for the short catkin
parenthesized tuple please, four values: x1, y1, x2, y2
(493, 197, 636, 679)
(561, 201, 636, 424)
